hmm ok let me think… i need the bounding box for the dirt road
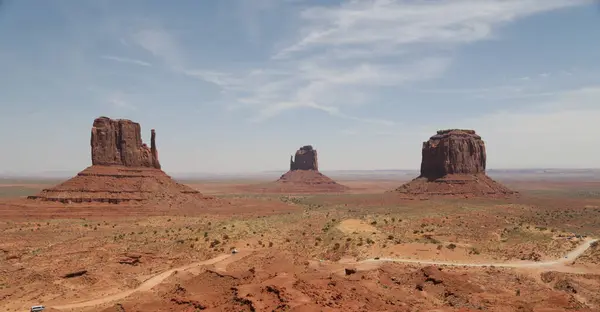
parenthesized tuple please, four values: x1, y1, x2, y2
(359, 238, 598, 269)
(52, 253, 234, 310)
(52, 238, 597, 310)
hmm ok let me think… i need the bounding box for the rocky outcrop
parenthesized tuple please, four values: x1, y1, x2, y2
(290, 145, 318, 171)
(395, 129, 516, 198)
(420, 129, 485, 179)
(256, 145, 348, 193)
(91, 117, 160, 169)
(28, 116, 206, 205)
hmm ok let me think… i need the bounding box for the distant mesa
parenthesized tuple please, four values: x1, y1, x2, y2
(265, 145, 348, 193)
(290, 145, 318, 171)
(28, 116, 207, 205)
(394, 129, 516, 198)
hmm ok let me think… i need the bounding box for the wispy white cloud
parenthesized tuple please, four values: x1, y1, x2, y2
(131, 28, 183, 69)
(128, 0, 590, 125)
(107, 93, 136, 111)
(101, 55, 152, 67)
(275, 0, 590, 58)
(415, 69, 591, 100)
(185, 0, 590, 123)
(188, 54, 449, 124)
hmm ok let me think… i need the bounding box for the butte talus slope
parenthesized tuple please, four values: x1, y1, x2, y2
(28, 117, 205, 205)
(274, 145, 349, 193)
(395, 129, 516, 198)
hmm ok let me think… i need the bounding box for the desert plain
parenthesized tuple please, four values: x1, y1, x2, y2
(0, 172, 600, 312)
(1, 121, 600, 312)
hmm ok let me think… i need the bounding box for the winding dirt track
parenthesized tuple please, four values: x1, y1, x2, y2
(52, 254, 233, 310)
(52, 238, 597, 310)
(359, 238, 598, 269)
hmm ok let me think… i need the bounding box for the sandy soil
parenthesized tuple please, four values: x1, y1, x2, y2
(1, 178, 600, 311)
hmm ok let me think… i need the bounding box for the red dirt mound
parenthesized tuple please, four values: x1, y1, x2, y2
(275, 170, 349, 193)
(395, 129, 516, 198)
(395, 174, 515, 198)
(28, 165, 206, 204)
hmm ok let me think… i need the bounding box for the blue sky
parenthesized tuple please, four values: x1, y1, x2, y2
(1, 0, 599, 174)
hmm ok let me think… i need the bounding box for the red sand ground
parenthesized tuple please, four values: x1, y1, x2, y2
(1, 178, 599, 311)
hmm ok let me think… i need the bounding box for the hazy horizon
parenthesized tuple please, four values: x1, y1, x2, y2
(4, 168, 600, 180)
(1, 0, 599, 173)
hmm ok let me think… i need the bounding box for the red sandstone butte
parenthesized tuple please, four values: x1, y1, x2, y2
(395, 129, 515, 198)
(272, 145, 348, 193)
(28, 117, 205, 205)
(290, 145, 319, 171)
(91, 117, 161, 169)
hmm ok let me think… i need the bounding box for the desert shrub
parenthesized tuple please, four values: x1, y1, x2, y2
(446, 243, 457, 250)
(469, 247, 480, 255)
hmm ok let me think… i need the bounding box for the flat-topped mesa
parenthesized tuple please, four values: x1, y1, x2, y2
(420, 129, 486, 179)
(394, 128, 515, 198)
(290, 145, 319, 171)
(91, 117, 161, 169)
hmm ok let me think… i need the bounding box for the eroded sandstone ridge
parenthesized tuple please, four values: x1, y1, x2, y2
(395, 129, 515, 198)
(271, 145, 347, 193)
(29, 117, 205, 204)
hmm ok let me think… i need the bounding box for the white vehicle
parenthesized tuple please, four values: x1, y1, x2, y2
(30, 306, 45, 312)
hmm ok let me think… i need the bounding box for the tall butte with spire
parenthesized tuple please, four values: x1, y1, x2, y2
(29, 117, 205, 204)
(273, 145, 348, 193)
(394, 129, 516, 198)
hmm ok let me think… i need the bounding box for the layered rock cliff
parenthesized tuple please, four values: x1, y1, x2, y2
(90, 117, 161, 169)
(420, 129, 486, 179)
